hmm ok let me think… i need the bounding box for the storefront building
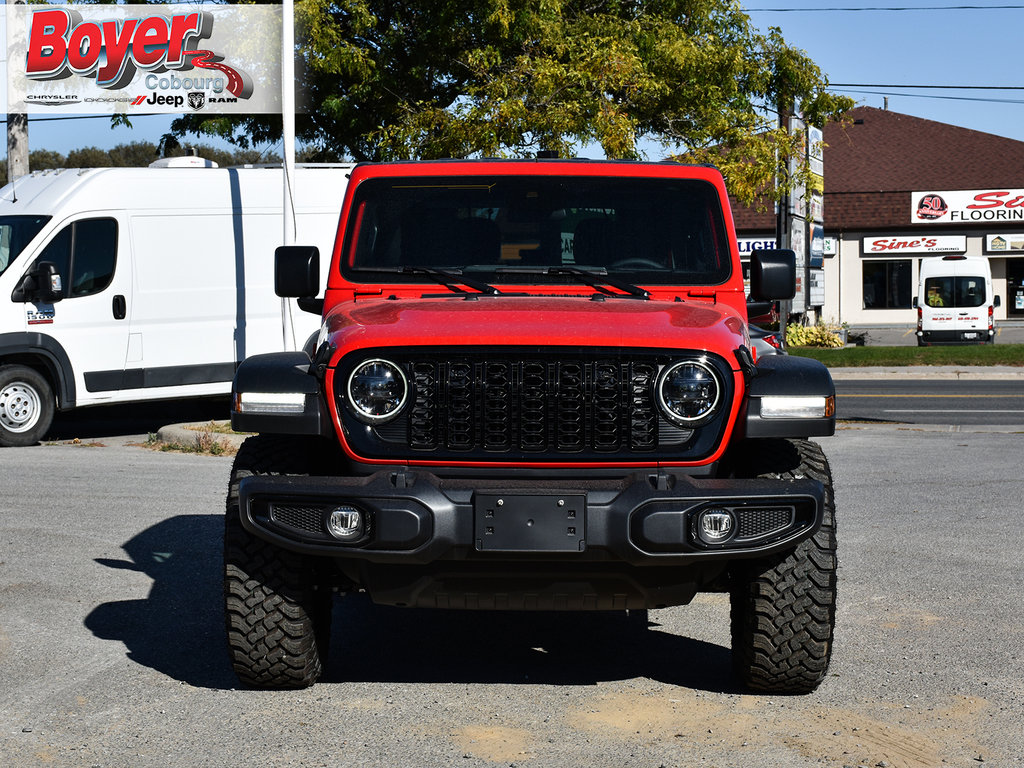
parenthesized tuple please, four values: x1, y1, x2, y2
(732, 106, 1024, 324)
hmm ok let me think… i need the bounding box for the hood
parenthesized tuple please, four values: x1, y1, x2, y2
(324, 295, 747, 363)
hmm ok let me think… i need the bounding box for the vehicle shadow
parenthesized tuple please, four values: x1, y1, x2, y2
(328, 597, 740, 693)
(45, 397, 232, 442)
(84, 514, 238, 690)
(84, 515, 740, 694)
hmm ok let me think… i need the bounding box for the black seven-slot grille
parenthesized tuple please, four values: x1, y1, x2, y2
(337, 349, 732, 463)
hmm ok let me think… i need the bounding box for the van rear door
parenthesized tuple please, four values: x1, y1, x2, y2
(949, 272, 989, 341)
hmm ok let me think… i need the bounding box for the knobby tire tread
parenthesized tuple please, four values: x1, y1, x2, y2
(224, 435, 335, 689)
(729, 438, 838, 694)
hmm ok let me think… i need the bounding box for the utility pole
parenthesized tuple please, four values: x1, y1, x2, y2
(6, 0, 29, 182)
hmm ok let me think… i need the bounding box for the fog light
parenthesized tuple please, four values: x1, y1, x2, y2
(696, 508, 735, 545)
(327, 506, 365, 541)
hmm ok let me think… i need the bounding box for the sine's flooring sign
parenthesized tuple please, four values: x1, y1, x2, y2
(6, 4, 282, 114)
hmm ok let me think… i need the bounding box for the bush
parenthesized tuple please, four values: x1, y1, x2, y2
(786, 321, 845, 348)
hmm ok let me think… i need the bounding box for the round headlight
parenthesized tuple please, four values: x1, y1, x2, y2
(347, 359, 408, 422)
(657, 359, 720, 424)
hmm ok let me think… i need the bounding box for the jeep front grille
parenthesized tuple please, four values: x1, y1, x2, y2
(409, 358, 660, 453)
(337, 349, 731, 463)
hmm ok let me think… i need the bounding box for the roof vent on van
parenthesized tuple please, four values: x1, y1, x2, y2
(148, 156, 218, 168)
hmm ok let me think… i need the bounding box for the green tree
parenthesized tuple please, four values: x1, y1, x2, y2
(189, 2, 855, 201)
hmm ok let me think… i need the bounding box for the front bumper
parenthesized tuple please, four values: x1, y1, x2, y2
(238, 469, 824, 567)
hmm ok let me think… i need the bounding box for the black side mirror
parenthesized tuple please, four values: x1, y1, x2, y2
(995, 295, 1002, 308)
(275, 245, 322, 316)
(749, 248, 796, 302)
(12, 261, 64, 303)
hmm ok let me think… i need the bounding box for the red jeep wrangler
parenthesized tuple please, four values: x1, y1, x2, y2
(225, 159, 837, 693)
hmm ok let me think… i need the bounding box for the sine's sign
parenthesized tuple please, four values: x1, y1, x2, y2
(863, 235, 967, 255)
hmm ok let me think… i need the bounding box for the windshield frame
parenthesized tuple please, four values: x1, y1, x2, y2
(337, 174, 733, 290)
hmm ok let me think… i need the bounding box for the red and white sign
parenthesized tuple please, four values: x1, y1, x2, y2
(862, 235, 967, 255)
(912, 189, 1024, 224)
(7, 4, 281, 114)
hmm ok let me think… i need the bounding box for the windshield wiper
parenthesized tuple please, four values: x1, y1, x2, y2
(496, 266, 649, 299)
(400, 266, 501, 295)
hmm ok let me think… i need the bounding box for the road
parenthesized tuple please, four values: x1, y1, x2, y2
(2, 422, 1023, 767)
(836, 378, 1024, 427)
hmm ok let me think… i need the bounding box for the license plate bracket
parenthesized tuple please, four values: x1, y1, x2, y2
(474, 492, 586, 552)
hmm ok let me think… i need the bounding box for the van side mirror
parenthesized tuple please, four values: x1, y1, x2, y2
(11, 261, 64, 304)
(275, 246, 322, 315)
(749, 249, 796, 302)
(912, 297, 919, 309)
(995, 295, 1001, 308)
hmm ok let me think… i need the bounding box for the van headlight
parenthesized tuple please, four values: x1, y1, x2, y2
(657, 359, 721, 425)
(346, 359, 408, 423)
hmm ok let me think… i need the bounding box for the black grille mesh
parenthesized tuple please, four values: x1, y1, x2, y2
(736, 506, 794, 540)
(405, 357, 662, 454)
(271, 504, 323, 535)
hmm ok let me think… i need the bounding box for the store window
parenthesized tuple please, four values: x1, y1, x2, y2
(862, 260, 912, 309)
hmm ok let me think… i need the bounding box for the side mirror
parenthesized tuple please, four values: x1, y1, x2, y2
(275, 245, 320, 298)
(12, 261, 64, 304)
(749, 249, 796, 302)
(912, 297, 919, 309)
(995, 295, 1002, 308)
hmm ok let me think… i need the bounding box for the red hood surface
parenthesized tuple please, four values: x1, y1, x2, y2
(324, 295, 748, 364)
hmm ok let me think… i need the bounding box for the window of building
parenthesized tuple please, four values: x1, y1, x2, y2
(862, 260, 912, 309)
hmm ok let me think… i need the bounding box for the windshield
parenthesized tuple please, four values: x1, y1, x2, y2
(0, 216, 50, 278)
(924, 275, 986, 308)
(341, 175, 731, 287)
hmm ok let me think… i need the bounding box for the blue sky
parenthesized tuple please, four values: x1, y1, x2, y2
(4, 2, 1024, 157)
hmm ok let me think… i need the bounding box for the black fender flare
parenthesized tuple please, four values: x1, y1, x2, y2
(741, 355, 835, 439)
(231, 351, 331, 437)
(0, 332, 77, 409)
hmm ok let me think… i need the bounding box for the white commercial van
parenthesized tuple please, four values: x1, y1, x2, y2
(914, 255, 1000, 346)
(0, 160, 352, 446)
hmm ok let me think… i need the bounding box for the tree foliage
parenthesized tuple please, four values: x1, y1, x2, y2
(170, 0, 851, 202)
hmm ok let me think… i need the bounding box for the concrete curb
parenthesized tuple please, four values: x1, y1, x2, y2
(156, 421, 250, 450)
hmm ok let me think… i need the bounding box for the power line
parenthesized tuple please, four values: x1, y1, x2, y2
(746, 4, 1024, 11)
(831, 83, 1024, 90)
(827, 88, 1024, 104)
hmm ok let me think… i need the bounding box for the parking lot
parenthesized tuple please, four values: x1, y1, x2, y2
(1, 424, 1022, 768)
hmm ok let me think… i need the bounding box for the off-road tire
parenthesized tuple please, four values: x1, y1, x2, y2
(728, 438, 837, 694)
(224, 435, 337, 689)
(0, 364, 54, 447)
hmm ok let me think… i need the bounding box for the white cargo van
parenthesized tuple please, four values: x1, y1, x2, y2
(0, 161, 352, 446)
(914, 255, 1000, 346)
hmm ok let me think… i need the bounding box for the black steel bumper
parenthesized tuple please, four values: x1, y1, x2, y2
(238, 469, 824, 567)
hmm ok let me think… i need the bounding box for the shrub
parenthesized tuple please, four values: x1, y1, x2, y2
(786, 321, 845, 348)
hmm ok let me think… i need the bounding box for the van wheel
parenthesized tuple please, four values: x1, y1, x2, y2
(728, 438, 837, 694)
(224, 435, 337, 689)
(0, 365, 55, 447)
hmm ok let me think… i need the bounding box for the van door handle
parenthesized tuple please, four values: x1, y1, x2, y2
(112, 294, 126, 320)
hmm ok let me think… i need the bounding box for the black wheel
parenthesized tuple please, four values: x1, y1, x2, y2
(728, 438, 837, 694)
(0, 364, 55, 447)
(224, 435, 337, 689)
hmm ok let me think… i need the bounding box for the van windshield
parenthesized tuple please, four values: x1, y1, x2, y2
(0, 216, 50, 278)
(340, 175, 731, 287)
(924, 275, 986, 308)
